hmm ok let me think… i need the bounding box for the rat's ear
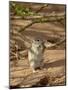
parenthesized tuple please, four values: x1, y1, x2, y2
(32, 39, 35, 43)
(43, 40, 47, 48)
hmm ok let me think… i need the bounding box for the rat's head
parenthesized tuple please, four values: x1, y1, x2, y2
(32, 39, 43, 48)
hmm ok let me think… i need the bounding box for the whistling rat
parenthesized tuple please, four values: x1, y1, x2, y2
(28, 39, 45, 72)
(28, 37, 62, 72)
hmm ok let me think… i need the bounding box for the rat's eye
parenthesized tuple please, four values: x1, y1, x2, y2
(36, 39, 39, 41)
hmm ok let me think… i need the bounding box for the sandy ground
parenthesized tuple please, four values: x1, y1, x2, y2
(10, 49, 65, 87)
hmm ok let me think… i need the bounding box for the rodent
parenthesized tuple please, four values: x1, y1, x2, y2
(28, 39, 45, 72)
(28, 38, 64, 72)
